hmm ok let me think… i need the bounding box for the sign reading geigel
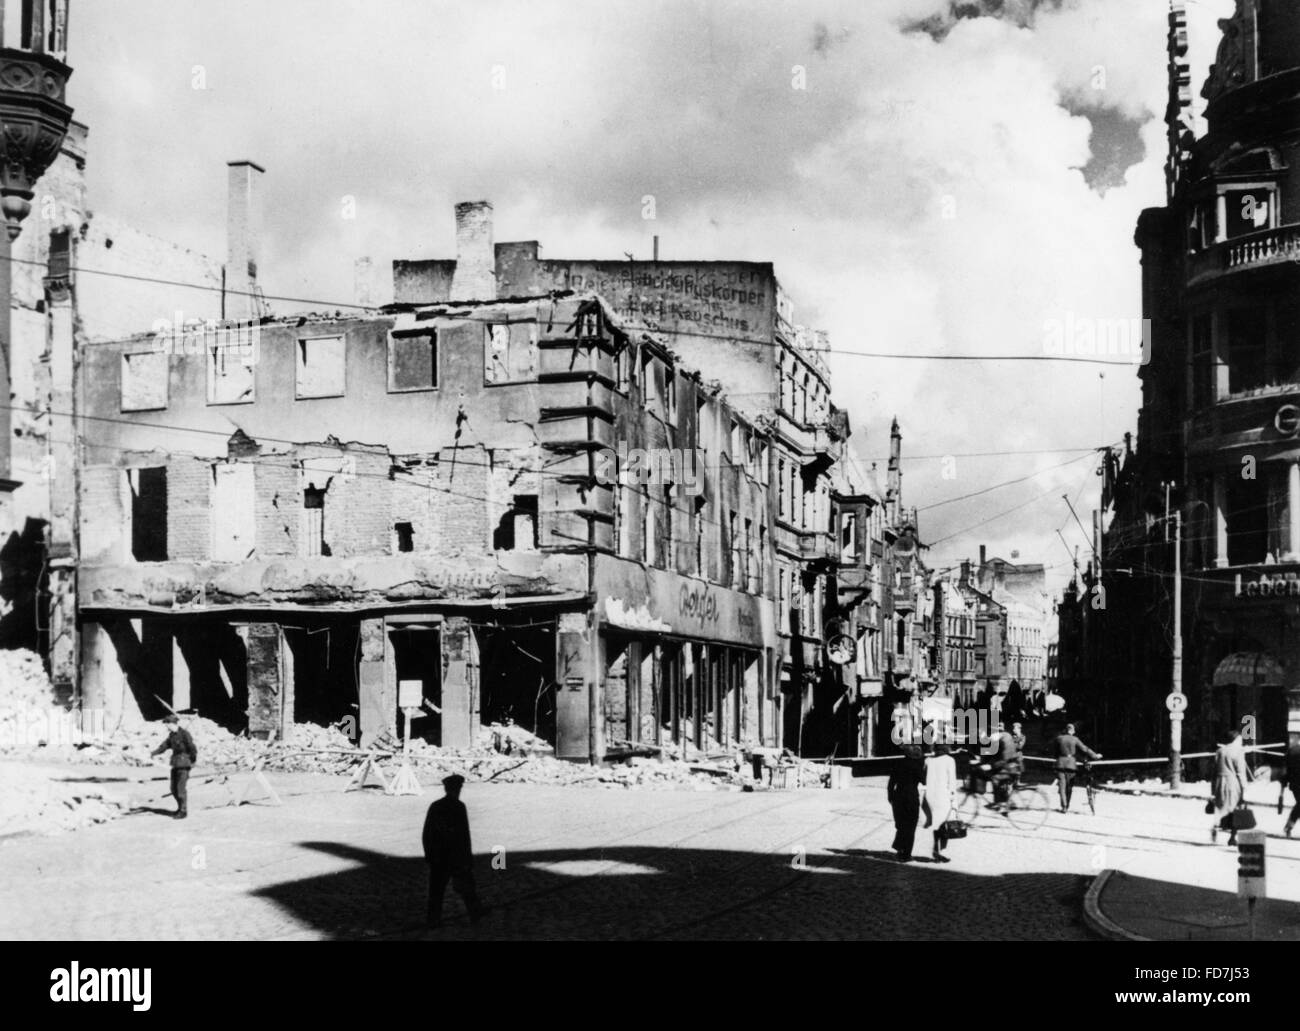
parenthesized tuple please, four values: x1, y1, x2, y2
(1238, 830, 1266, 899)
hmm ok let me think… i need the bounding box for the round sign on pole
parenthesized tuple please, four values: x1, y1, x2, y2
(1166, 692, 1187, 714)
(826, 633, 856, 666)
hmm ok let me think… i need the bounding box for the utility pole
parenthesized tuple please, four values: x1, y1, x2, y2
(1170, 485, 1184, 789)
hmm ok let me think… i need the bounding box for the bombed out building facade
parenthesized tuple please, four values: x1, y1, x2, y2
(57, 177, 929, 761)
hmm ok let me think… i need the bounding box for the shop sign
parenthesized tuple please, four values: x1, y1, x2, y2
(1233, 572, 1300, 598)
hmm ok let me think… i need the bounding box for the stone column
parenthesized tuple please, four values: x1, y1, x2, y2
(1288, 461, 1300, 561)
(357, 617, 389, 747)
(439, 616, 477, 750)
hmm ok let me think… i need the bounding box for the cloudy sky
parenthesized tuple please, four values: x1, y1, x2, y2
(66, 0, 1236, 596)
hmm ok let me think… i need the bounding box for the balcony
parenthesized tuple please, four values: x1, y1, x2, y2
(798, 530, 833, 566)
(1187, 225, 1300, 288)
(1185, 386, 1300, 453)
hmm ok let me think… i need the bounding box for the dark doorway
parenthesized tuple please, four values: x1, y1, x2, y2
(388, 625, 442, 744)
(477, 620, 556, 743)
(284, 621, 360, 729)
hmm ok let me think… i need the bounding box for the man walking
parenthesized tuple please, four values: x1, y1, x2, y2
(422, 774, 487, 928)
(151, 714, 197, 819)
(1052, 722, 1100, 813)
(1284, 747, 1300, 838)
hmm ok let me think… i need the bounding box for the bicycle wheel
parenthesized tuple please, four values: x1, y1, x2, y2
(1006, 785, 1051, 831)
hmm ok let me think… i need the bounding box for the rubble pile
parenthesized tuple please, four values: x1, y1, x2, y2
(0, 762, 131, 836)
(0, 648, 55, 710)
(2, 707, 832, 792)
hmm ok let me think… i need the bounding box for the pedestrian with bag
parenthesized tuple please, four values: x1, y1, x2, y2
(888, 744, 925, 862)
(150, 713, 197, 819)
(1052, 722, 1100, 813)
(923, 743, 959, 863)
(1211, 726, 1253, 845)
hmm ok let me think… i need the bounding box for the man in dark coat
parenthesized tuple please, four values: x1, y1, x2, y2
(1052, 722, 1100, 813)
(151, 714, 197, 819)
(423, 774, 487, 928)
(887, 745, 924, 862)
(1284, 747, 1300, 838)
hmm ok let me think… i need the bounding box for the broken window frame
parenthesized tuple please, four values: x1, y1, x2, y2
(387, 328, 439, 393)
(483, 320, 539, 385)
(295, 335, 347, 400)
(120, 350, 169, 413)
(206, 333, 257, 406)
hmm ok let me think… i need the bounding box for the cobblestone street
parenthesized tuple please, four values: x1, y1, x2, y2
(5, 761, 1296, 940)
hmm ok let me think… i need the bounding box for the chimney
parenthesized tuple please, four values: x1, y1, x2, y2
(225, 160, 265, 320)
(450, 200, 495, 301)
(979, 544, 986, 566)
(354, 257, 374, 308)
(960, 559, 971, 584)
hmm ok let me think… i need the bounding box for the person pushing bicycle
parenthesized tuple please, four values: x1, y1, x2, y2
(1052, 722, 1100, 813)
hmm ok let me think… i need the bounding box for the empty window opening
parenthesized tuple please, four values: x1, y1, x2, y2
(208, 340, 255, 405)
(303, 484, 330, 557)
(840, 510, 858, 564)
(484, 322, 538, 384)
(389, 626, 441, 745)
(494, 495, 538, 551)
(389, 330, 438, 392)
(129, 467, 168, 561)
(394, 521, 415, 553)
(121, 351, 168, 412)
(296, 336, 346, 398)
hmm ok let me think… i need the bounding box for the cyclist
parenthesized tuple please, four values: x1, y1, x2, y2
(1052, 722, 1101, 813)
(987, 722, 1021, 813)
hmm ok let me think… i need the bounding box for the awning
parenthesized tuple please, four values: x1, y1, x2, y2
(1213, 652, 1285, 688)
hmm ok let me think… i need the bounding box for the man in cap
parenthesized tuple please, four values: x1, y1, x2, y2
(151, 714, 198, 819)
(422, 773, 487, 928)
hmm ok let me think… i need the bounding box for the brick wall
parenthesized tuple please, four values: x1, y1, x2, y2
(168, 459, 211, 561)
(432, 446, 489, 557)
(391, 461, 435, 553)
(328, 450, 393, 557)
(255, 453, 300, 557)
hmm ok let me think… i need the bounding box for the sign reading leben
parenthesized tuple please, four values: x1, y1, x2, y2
(596, 562, 772, 647)
(1233, 572, 1300, 598)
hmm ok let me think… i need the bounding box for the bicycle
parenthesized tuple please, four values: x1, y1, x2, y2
(1076, 759, 1098, 816)
(955, 761, 1052, 832)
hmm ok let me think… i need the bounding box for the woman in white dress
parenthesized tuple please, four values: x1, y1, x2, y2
(924, 743, 958, 863)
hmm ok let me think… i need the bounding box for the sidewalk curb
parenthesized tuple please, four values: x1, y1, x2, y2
(1082, 870, 1150, 942)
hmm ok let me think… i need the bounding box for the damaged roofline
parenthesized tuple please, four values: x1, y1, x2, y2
(79, 592, 592, 618)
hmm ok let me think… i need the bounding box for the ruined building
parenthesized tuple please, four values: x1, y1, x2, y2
(394, 210, 870, 758)
(66, 186, 787, 759)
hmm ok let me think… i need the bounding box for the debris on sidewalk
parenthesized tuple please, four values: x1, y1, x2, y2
(0, 762, 132, 836)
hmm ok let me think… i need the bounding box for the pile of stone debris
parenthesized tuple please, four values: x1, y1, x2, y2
(0, 761, 132, 836)
(3, 691, 827, 792)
